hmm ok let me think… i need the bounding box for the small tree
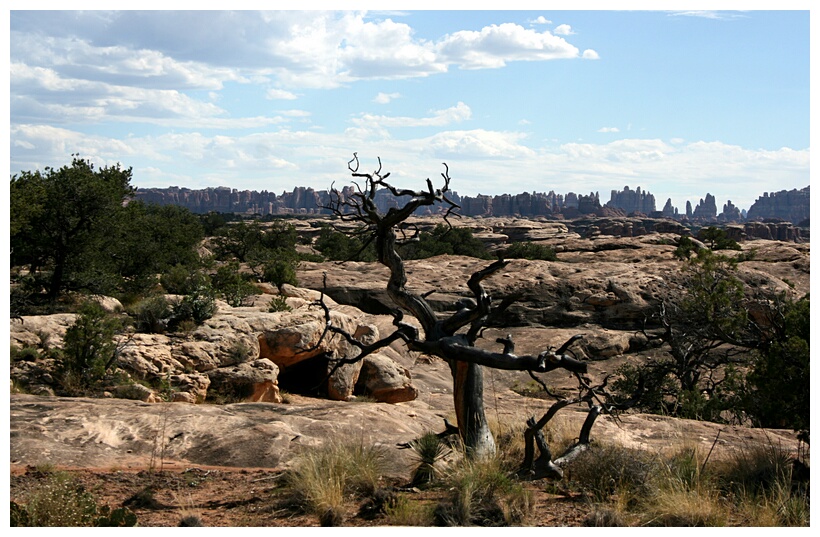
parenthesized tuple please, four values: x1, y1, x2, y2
(61, 302, 125, 389)
(743, 293, 810, 435)
(10, 156, 135, 298)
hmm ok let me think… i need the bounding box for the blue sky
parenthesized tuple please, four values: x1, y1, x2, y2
(7, 3, 812, 213)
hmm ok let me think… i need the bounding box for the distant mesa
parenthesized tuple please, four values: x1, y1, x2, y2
(133, 184, 810, 226)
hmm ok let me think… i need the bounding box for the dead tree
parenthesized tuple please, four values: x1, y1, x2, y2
(314, 154, 627, 462)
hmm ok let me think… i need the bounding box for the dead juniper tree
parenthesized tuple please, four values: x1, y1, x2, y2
(314, 154, 637, 467)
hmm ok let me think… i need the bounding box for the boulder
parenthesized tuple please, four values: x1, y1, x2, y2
(356, 353, 418, 403)
(206, 359, 282, 403)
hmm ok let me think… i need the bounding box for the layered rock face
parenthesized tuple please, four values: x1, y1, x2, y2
(746, 186, 810, 225)
(606, 186, 656, 214)
(10, 290, 419, 405)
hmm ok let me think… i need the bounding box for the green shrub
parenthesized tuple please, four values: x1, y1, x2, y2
(211, 262, 258, 307)
(400, 224, 491, 260)
(267, 295, 292, 312)
(263, 258, 298, 288)
(503, 241, 557, 261)
(129, 294, 171, 333)
(170, 286, 216, 328)
(11, 345, 40, 362)
(408, 432, 449, 487)
(11, 472, 137, 527)
(160, 264, 209, 295)
(61, 301, 124, 389)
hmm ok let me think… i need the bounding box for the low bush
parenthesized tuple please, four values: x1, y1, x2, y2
(503, 241, 557, 261)
(11, 472, 137, 527)
(129, 294, 172, 333)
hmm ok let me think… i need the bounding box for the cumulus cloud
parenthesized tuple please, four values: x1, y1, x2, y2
(554, 24, 574, 36)
(266, 88, 298, 100)
(598, 127, 620, 133)
(530, 16, 552, 25)
(436, 23, 580, 69)
(582, 49, 600, 60)
(374, 92, 401, 104)
(352, 102, 471, 130)
(426, 129, 536, 159)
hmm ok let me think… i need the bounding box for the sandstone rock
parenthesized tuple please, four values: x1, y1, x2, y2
(327, 361, 363, 401)
(206, 359, 282, 403)
(11, 314, 77, 349)
(87, 295, 124, 313)
(109, 382, 160, 403)
(356, 353, 418, 403)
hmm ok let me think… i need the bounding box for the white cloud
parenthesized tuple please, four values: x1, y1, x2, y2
(598, 127, 620, 133)
(437, 23, 580, 69)
(426, 129, 535, 159)
(266, 88, 298, 100)
(554, 24, 574, 36)
(374, 92, 401, 104)
(668, 11, 748, 20)
(351, 102, 472, 133)
(531, 16, 552, 25)
(582, 49, 600, 60)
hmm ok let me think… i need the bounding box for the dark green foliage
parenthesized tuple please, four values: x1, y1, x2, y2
(268, 295, 293, 313)
(11, 157, 206, 301)
(170, 286, 217, 328)
(697, 226, 741, 251)
(61, 301, 124, 388)
(502, 241, 557, 261)
(211, 262, 258, 307)
(314, 225, 377, 261)
(160, 264, 210, 295)
(263, 258, 299, 288)
(400, 224, 491, 260)
(743, 294, 809, 433)
(11, 345, 41, 362)
(129, 294, 172, 333)
(615, 249, 809, 433)
(100, 201, 204, 294)
(673, 235, 700, 260)
(10, 157, 135, 298)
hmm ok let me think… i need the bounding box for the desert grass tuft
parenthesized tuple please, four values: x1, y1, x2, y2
(285, 439, 388, 525)
(434, 454, 532, 526)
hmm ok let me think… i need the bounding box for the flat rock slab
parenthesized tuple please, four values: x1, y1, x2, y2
(9, 394, 448, 474)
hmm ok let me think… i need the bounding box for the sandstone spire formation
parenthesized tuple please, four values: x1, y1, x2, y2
(134, 184, 809, 225)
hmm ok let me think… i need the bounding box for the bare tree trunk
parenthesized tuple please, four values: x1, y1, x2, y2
(452, 360, 496, 458)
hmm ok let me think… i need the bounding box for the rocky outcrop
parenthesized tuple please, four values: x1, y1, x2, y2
(746, 186, 810, 225)
(692, 193, 717, 221)
(724, 221, 804, 242)
(606, 186, 656, 215)
(10, 293, 419, 405)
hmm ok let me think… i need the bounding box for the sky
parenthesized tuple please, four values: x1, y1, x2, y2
(6, 3, 813, 213)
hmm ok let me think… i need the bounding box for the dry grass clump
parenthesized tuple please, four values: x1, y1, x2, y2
(382, 494, 437, 526)
(565, 441, 661, 506)
(565, 439, 809, 528)
(434, 454, 533, 526)
(716, 442, 810, 527)
(285, 439, 388, 526)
